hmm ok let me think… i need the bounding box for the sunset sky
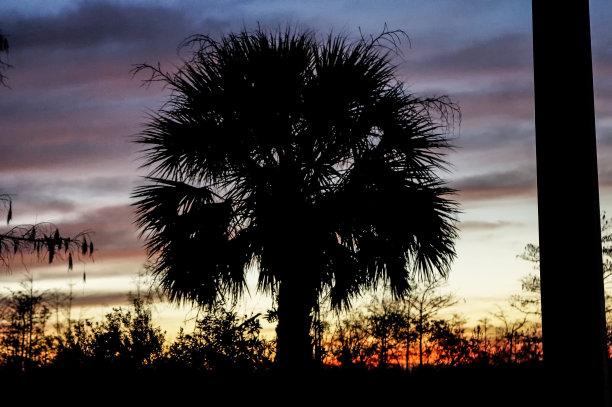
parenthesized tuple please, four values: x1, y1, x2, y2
(1, 0, 611, 335)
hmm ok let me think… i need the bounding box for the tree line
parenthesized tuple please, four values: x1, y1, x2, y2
(0, 273, 554, 374)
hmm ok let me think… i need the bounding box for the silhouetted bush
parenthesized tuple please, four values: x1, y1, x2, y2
(165, 304, 274, 372)
(52, 296, 165, 370)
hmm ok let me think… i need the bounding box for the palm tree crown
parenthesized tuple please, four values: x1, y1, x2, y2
(133, 26, 458, 367)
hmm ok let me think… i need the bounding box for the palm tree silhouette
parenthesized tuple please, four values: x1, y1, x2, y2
(132, 27, 458, 370)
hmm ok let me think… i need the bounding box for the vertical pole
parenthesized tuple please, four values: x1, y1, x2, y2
(532, 1, 609, 405)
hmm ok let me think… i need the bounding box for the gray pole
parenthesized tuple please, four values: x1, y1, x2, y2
(532, 1, 609, 405)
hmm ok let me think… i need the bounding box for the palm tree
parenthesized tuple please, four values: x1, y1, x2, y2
(132, 26, 458, 370)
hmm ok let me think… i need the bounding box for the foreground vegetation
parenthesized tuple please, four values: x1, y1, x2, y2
(0, 272, 609, 405)
(0, 276, 552, 374)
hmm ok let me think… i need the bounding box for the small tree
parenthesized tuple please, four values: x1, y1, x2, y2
(52, 319, 93, 369)
(428, 314, 471, 366)
(469, 317, 493, 364)
(88, 297, 165, 368)
(330, 311, 372, 369)
(0, 276, 51, 371)
(410, 279, 458, 367)
(490, 307, 529, 364)
(166, 304, 274, 372)
(365, 297, 411, 369)
(52, 296, 165, 370)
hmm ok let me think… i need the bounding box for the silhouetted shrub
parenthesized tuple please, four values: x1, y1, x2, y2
(165, 304, 274, 372)
(52, 297, 165, 370)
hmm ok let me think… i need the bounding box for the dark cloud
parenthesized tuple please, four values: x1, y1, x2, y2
(408, 33, 532, 75)
(453, 85, 534, 121)
(60, 204, 141, 251)
(453, 168, 536, 190)
(594, 74, 612, 106)
(459, 220, 521, 231)
(0, 132, 137, 174)
(596, 124, 612, 148)
(455, 122, 536, 152)
(2, 1, 232, 91)
(71, 291, 133, 308)
(591, 2, 612, 66)
(596, 155, 612, 188)
(593, 38, 612, 66)
(0, 3, 233, 179)
(5, 2, 227, 52)
(451, 168, 537, 201)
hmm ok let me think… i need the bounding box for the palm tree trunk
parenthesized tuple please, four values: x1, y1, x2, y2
(532, 2, 609, 405)
(275, 276, 315, 372)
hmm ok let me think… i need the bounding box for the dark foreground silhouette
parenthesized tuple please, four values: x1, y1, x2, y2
(0, 291, 598, 406)
(1, 363, 552, 406)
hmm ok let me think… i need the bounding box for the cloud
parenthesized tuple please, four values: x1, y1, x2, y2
(0, 198, 143, 264)
(412, 33, 532, 74)
(459, 220, 521, 231)
(71, 291, 134, 308)
(453, 86, 535, 123)
(451, 168, 537, 201)
(597, 162, 612, 188)
(453, 169, 536, 190)
(0, 133, 136, 175)
(0, 2, 232, 176)
(60, 204, 141, 251)
(1, 174, 135, 200)
(5, 2, 227, 52)
(0, 175, 137, 227)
